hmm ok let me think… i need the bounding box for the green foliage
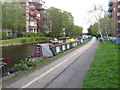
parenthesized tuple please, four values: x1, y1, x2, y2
(99, 16, 113, 36)
(21, 37, 27, 43)
(88, 23, 99, 36)
(14, 63, 28, 71)
(28, 32, 36, 37)
(35, 37, 41, 41)
(8, 36, 17, 39)
(82, 41, 119, 88)
(0, 31, 7, 40)
(37, 32, 44, 37)
(73, 25, 83, 37)
(2, 2, 25, 32)
(13, 58, 43, 72)
(47, 7, 83, 38)
(117, 34, 120, 38)
(18, 32, 26, 37)
(29, 37, 35, 41)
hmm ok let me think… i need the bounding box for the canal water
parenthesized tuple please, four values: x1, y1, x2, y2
(2, 43, 36, 68)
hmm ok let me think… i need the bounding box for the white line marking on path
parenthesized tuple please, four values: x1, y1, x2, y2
(21, 38, 95, 88)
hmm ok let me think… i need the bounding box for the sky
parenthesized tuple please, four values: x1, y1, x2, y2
(43, 0, 109, 33)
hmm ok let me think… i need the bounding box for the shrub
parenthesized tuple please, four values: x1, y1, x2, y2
(35, 37, 40, 41)
(18, 32, 26, 37)
(27, 32, 37, 37)
(13, 63, 28, 71)
(8, 36, 17, 39)
(21, 37, 27, 43)
(29, 37, 35, 41)
(0, 31, 7, 40)
(21, 59, 39, 67)
(39, 37, 46, 40)
(37, 32, 44, 37)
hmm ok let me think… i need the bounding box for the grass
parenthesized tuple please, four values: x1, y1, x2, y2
(0, 38, 22, 45)
(0, 37, 49, 45)
(82, 40, 119, 88)
(2, 39, 91, 82)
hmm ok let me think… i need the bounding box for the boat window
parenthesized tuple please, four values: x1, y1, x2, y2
(35, 46, 40, 51)
(36, 53, 40, 56)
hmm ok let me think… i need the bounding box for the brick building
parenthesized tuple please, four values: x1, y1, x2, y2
(22, 0, 49, 33)
(108, 0, 120, 36)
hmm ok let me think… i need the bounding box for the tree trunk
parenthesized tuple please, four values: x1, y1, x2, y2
(98, 22, 105, 43)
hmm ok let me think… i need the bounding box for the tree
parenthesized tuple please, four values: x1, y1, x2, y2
(88, 5, 105, 43)
(47, 7, 64, 38)
(99, 16, 113, 40)
(88, 23, 99, 37)
(73, 25, 83, 37)
(2, 2, 25, 35)
(47, 7, 83, 38)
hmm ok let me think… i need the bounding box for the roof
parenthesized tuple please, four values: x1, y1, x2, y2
(34, 43, 50, 46)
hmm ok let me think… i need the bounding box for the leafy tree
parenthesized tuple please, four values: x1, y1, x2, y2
(73, 25, 83, 37)
(88, 23, 99, 37)
(88, 5, 105, 43)
(99, 16, 113, 40)
(47, 7, 83, 38)
(2, 2, 25, 35)
(47, 7, 64, 38)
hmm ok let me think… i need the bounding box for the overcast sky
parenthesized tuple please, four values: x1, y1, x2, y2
(44, 0, 109, 33)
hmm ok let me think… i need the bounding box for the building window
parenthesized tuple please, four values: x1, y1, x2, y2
(118, 5, 120, 8)
(117, 12, 120, 16)
(117, 28, 120, 31)
(114, 8, 115, 11)
(117, 20, 120, 23)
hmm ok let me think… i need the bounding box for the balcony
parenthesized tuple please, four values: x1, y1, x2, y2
(108, 2, 113, 6)
(108, 7, 113, 12)
(29, 12, 36, 16)
(36, 8, 45, 11)
(30, 6, 36, 10)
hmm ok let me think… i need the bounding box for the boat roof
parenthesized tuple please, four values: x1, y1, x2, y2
(34, 43, 50, 46)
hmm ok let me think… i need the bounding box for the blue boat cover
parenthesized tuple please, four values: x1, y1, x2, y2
(41, 44, 53, 57)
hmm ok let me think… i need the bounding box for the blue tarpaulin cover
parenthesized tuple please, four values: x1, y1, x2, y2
(41, 44, 53, 57)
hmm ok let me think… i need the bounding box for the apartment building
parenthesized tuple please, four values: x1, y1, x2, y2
(22, 0, 49, 33)
(108, 0, 120, 36)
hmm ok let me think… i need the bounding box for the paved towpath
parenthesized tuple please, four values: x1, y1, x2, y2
(3, 37, 98, 88)
(46, 38, 99, 88)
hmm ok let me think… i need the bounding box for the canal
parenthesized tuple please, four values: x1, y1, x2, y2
(2, 43, 36, 68)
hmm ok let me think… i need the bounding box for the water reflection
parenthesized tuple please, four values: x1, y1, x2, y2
(2, 43, 35, 68)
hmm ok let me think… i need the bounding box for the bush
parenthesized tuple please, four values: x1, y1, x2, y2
(37, 32, 44, 37)
(0, 31, 7, 40)
(21, 37, 27, 43)
(18, 32, 26, 37)
(35, 37, 40, 41)
(13, 59, 42, 72)
(13, 63, 28, 71)
(27, 32, 37, 37)
(8, 36, 17, 39)
(29, 37, 35, 41)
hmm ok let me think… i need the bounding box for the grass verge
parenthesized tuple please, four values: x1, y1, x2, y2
(0, 37, 50, 45)
(82, 40, 119, 88)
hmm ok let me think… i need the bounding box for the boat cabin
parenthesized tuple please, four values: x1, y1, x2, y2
(32, 43, 53, 57)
